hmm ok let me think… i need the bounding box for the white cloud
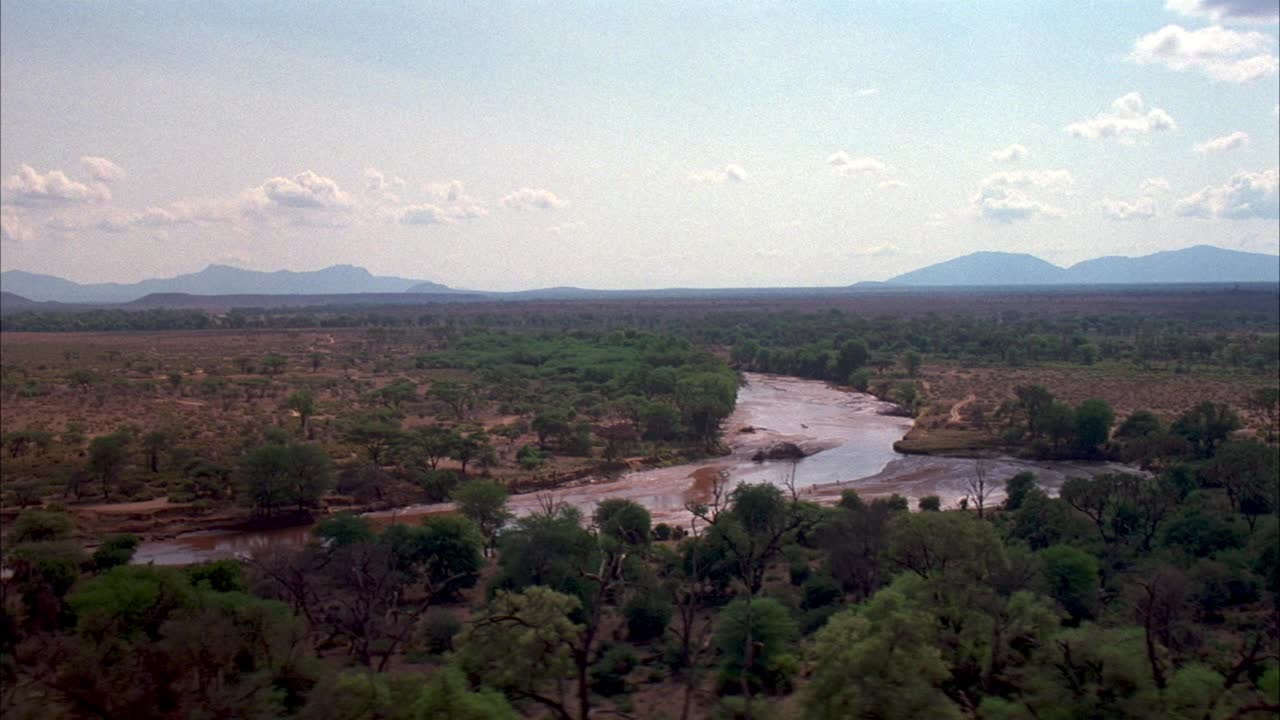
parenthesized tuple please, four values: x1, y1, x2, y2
(980, 170, 1074, 190)
(855, 87, 879, 97)
(1165, 0, 1279, 23)
(972, 170, 1073, 222)
(850, 243, 899, 257)
(1099, 196, 1159, 221)
(1175, 168, 1279, 219)
(400, 204, 452, 226)
(257, 170, 353, 209)
(827, 152, 889, 177)
(364, 167, 404, 196)
(1140, 177, 1173, 194)
(1, 164, 111, 205)
(989, 144, 1028, 163)
(79, 156, 125, 183)
(397, 184, 490, 226)
(1064, 92, 1177, 142)
(501, 187, 568, 210)
(688, 164, 749, 184)
(423, 179, 465, 202)
(877, 180, 908, 190)
(0, 206, 35, 242)
(1193, 130, 1250, 153)
(1131, 25, 1278, 83)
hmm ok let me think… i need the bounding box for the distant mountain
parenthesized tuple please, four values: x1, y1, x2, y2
(1064, 245, 1279, 284)
(886, 252, 1067, 285)
(886, 245, 1280, 286)
(0, 265, 450, 303)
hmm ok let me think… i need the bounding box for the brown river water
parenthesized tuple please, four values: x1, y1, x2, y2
(133, 373, 1132, 565)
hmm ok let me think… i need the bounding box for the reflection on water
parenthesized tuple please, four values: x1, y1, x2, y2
(134, 374, 915, 565)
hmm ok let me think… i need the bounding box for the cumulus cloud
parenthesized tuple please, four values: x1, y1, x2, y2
(826, 152, 889, 177)
(0, 206, 35, 242)
(989, 144, 1028, 163)
(1140, 177, 1174, 194)
(399, 197, 489, 226)
(1174, 168, 1279, 219)
(1, 164, 111, 205)
(1065, 92, 1177, 142)
(79, 156, 125, 183)
(257, 170, 353, 209)
(400, 204, 452, 226)
(972, 170, 1073, 222)
(1099, 196, 1159, 221)
(1165, 0, 1279, 23)
(364, 167, 404, 196)
(1131, 25, 1278, 83)
(501, 187, 568, 210)
(424, 179, 466, 201)
(1193, 130, 1250, 153)
(689, 164, 749, 184)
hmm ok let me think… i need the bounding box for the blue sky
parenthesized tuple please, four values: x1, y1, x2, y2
(2, 1, 1277, 289)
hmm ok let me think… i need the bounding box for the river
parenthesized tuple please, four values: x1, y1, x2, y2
(133, 373, 1131, 565)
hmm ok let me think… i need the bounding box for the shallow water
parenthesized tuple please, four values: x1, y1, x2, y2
(132, 373, 1129, 565)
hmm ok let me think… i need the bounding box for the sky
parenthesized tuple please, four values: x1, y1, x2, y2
(1, 1, 1278, 291)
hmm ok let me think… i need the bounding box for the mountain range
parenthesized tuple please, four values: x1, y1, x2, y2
(0, 264, 449, 304)
(1, 245, 1276, 305)
(884, 245, 1278, 286)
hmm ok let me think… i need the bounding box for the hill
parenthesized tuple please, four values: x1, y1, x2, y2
(886, 252, 1067, 285)
(886, 245, 1280, 286)
(0, 265, 449, 303)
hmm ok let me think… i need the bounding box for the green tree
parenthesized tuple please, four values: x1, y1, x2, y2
(592, 498, 651, 547)
(429, 380, 474, 420)
(834, 338, 869, 380)
(286, 389, 317, 435)
(411, 667, 519, 720)
(1004, 471, 1038, 511)
(714, 597, 798, 695)
(451, 479, 512, 555)
(1014, 384, 1055, 440)
(1172, 401, 1241, 458)
(1074, 398, 1115, 455)
(458, 587, 582, 720)
(805, 582, 961, 720)
(314, 512, 375, 547)
(1040, 544, 1099, 622)
(91, 533, 139, 571)
(902, 350, 922, 378)
(88, 432, 131, 499)
(238, 442, 332, 515)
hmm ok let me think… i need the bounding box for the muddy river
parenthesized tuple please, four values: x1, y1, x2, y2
(133, 373, 1131, 565)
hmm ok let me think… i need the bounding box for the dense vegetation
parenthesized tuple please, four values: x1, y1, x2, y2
(1, 292, 1278, 718)
(3, 424, 1277, 718)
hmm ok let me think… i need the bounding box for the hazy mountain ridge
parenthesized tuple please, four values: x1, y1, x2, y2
(886, 245, 1279, 286)
(1, 265, 449, 303)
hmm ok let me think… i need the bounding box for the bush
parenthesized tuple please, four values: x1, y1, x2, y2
(418, 607, 463, 655)
(652, 523, 673, 541)
(591, 643, 638, 697)
(416, 469, 462, 502)
(91, 534, 139, 571)
(7, 510, 74, 544)
(624, 589, 673, 642)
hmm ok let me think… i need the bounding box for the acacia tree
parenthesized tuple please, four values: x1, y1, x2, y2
(87, 432, 131, 499)
(451, 479, 512, 556)
(285, 390, 316, 436)
(238, 442, 332, 516)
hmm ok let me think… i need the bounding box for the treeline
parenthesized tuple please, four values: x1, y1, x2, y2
(705, 310, 1280, 381)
